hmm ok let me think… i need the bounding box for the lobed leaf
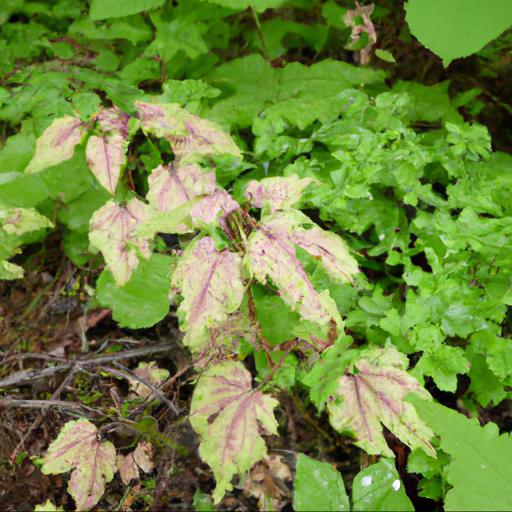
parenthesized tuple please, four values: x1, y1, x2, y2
(190, 360, 278, 503)
(41, 419, 117, 511)
(245, 175, 314, 212)
(25, 116, 85, 174)
(89, 198, 151, 286)
(172, 236, 245, 353)
(135, 101, 241, 160)
(245, 210, 357, 327)
(327, 346, 435, 457)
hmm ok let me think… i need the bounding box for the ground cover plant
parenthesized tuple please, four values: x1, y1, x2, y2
(0, 0, 511, 511)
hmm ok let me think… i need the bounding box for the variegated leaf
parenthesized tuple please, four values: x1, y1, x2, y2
(147, 163, 216, 212)
(25, 116, 84, 174)
(86, 133, 126, 195)
(172, 236, 245, 353)
(86, 107, 131, 195)
(245, 175, 315, 212)
(190, 188, 240, 229)
(1, 207, 53, 236)
(245, 210, 357, 326)
(135, 101, 241, 160)
(41, 419, 117, 511)
(328, 346, 436, 457)
(190, 361, 279, 503)
(117, 453, 139, 485)
(89, 198, 151, 286)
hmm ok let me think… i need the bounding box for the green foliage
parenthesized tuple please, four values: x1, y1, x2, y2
(3, 1, 512, 510)
(406, 0, 512, 65)
(410, 397, 512, 511)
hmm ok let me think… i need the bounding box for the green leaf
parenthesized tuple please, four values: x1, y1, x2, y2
(293, 454, 349, 512)
(41, 419, 116, 511)
(89, 0, 165, 20)
(375, 49, 396, 63)
(352, 459, 413, 511)
(189, 360, 278, 503)
(409, 396, 512, 511)
(405, 0, 512, 65)
(198, 0, 286, 13)
(96, 253, 172, 329)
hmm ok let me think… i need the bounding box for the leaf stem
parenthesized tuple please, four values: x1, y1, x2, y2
(250, 5, 270, 62)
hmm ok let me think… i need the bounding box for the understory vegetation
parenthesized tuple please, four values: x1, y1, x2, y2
(0, 1, 511, 511)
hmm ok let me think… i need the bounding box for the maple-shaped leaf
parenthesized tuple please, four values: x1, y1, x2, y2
(89, 198, 151, 286)
(245, 210, 357, 326)
(172, 236, 245, 353)
(41, 419, 117, 511)
(190, 188, 240, 229)
(190, 361, 279, 503)
(128, 361, 170, 398)
(135, 101, 241, 160)
(245, 175, 315, 212)
(25, 116, 85, 174)
(327, 346, 436, 457)
(145, 163, 216, 233)
(86, 107, 131, 195)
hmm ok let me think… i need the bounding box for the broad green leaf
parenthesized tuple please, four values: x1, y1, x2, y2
(0, 260, 24, 280)
(245, 175, 314, 212)
(245, 210, 357, 327)
(25, 116, 85, 174)
(95, 253, 172, 329)
(327, 346, 435, 457)
(41, 419, 117, 511)
(405, 0, 512, 66)
(352, 459, 413, 511)
(190, 361, 278, 503)
(172, 236, 244, 353)
(198, 0, 286, 13)
(135, 101, 241, 161)
(293, 454, 349, 512)
(89, 0, 165, 20)
(129, 361, 170, 398)
(89, 198, 151, 286)
(409, 396, 512, 511)
(69, 16, 153, 43)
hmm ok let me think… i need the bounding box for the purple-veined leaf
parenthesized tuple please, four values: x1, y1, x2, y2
(190, 188, 240, 229)
(41, 419, 117, 511)
(128, 361, 170, 399)
(135, 101, 241, 160)
(96, 106, 130, 137)
(86, 133, 126, 195)
(344, 3, 377, 65)
(171, 236, 245, 353)
(245, 175, 315, 212)
(190, 360, 279, 503)
(328, 346, 436, 457)
(245, 210, 357, 326)
(86, 107, 131, 195)
(89, 198, 151, 286)
(147, 163, 216, 212)
(25, 116, 85, 174)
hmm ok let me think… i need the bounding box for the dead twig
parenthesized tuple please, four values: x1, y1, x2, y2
(0, 343, 177, 388)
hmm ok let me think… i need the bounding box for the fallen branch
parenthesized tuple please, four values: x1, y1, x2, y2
(0, 343, 177, 388)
